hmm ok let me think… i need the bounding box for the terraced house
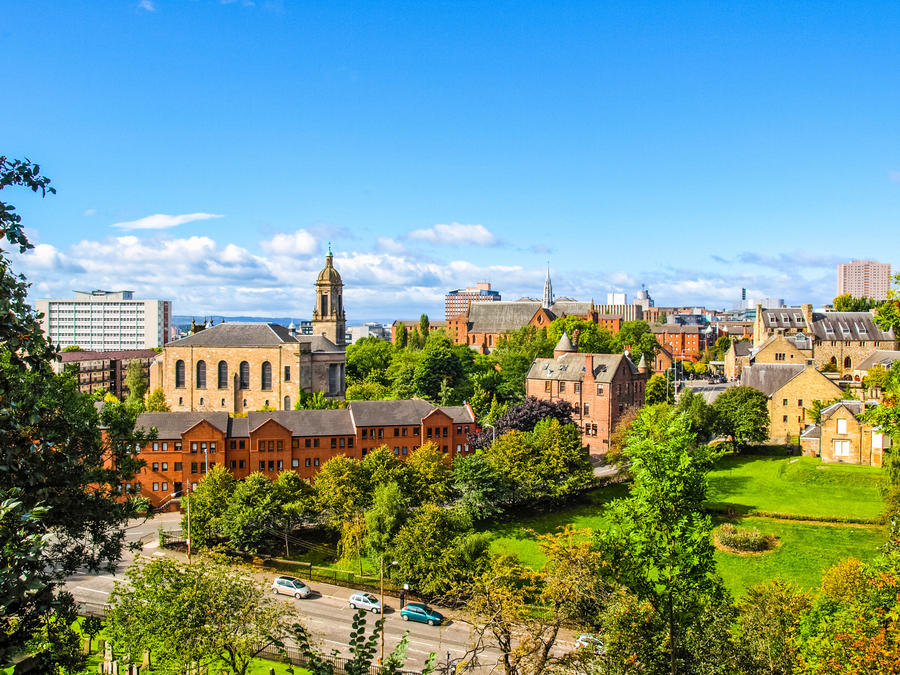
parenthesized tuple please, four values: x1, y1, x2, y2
(125, 399, 476, 506)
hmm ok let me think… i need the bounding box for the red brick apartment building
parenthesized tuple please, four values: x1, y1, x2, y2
(525, 334, 648, 457)
(650, 324, 713, 361)
(124, 399, 475, 507)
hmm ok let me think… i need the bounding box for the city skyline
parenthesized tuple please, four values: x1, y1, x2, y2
(5, 1, 900, 318)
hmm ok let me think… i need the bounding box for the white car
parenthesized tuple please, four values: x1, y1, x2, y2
(349, 592, 382, 613)
(575, 633, 604, 655)
(271, 576, 311, 599)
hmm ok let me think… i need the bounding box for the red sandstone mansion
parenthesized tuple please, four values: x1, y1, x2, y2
(124, 399, 475, 507)
(525, 333, 648, 456)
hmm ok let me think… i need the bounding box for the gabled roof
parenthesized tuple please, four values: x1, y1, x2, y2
(135, 412, 231, 439)
(740, 364, 806, 396)
(820, 399, 864, 422)
(468, 302, 548, 334)
(760, 307, 808, 330)
(348, 399, 436, 427)
(59, 349, 159, 362)
(167, 322, 342, 352)
(247, 410, 355, 436)
(731, 341, 752, 357)
(800, 424, 821, 440)
(854, 350, 900, 372)
(808, 312, 894, 342)
(526, 352, 637, 383)
(438, 405, 476, 423)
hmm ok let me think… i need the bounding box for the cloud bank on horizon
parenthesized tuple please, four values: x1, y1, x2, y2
(12, 218, 842, 321)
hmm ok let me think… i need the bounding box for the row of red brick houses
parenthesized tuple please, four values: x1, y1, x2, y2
(123, 399, 476, 507)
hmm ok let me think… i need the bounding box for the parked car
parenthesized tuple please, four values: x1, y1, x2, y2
(349, 592, 382, 613)
(400, 602, 444, 626)
(575, 633, 604, 655)
(271, 576, 311, 599)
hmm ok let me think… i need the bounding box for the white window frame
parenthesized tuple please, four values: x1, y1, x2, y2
(833, 439, 850, 458)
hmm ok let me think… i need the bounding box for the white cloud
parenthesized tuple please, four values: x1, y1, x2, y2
(82, 208, 96, 217)
(374, 237, 407, 254)
(407, 222, 500, 246)
(137, 0, 156, 11)
(110, 213, 223, 230)
(259, 230, 318, 256)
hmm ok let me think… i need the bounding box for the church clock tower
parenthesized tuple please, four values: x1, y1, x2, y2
(312, 244, 346, 346)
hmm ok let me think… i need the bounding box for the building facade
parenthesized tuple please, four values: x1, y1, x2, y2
(311, 247, 346, 347)
(53, 349, 159, 398)
(837, 260, 892, 300)
(36, 290, 171, 350)
(651, 324, 714, 361)
(126, 400, 476, 506)
(445, 282, 501, 321)
(800, 400, 889, 467)
(525, 334, 647, 457)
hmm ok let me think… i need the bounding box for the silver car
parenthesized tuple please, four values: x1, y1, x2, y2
(271, 576, 311, 599)
(349, 592, 382, 613)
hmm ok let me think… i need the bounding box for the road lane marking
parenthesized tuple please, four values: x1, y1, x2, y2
(75, 586, 109, 595)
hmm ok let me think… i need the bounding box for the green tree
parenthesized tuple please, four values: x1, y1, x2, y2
(1, 156, 148, 664)
(491, 326, 554, 402)
(712, 385, 770, 450)
(361, 445, 407, 491)
(145, 387, 170, 412)
(613, 320, 661, 364)
(833, 293, 880, 312)
(25, 598, 85, 675)
(645, 373, 668, 404)
(222, 473, 279, 553)
(364, 482, 408, 568)
(593, 406, 726, 674)
(419, 313, 430, 337)
(182, 464, 236, 546)
(863, 363, 890, 390)
(314, 455, 370, 525)
(345, 380, 391, 400)
(396, 324, 408, 348)
(386, 349, 422, 399)
(345, 337, 394, 384)
(547, 317, 615, 354)
(413, 333, 463, 400)
(106, 556, 290, 675)
(676, 387, 715, 442)
(452, 454, 511, 521)
(406, 442, 452, 505)
(60, 345, 82, 352)
(272, 471, 315, 555)
(294, 391, 341, 410)
(123, 358, 148, 411)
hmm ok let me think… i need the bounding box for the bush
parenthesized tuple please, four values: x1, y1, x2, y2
(717, 523, 776, 552)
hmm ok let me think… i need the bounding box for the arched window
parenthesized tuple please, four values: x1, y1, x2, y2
(239, 361, 250, 389)
(261, 361, 272, 390)
(844, 356, 852, 369)
(283, 396, 291, 410)
(175, 360, 185, 388)
(196, 360, 206, 389)
(217, 361, 228, 389)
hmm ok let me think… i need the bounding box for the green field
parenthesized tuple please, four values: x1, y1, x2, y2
(481, 455, 887, 595)
(706, 455, 886, 520)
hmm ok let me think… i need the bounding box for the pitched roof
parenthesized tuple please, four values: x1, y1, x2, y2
(467, 302, 547, 334)
(135, 412, 231, 439)
(808, 312, 894, 342)
(59, 349, 160, 362)
(651, 324, 706, 334)
(740, 364, 806, 396)
(526, 352, 637, 383)
(800, 424, 821, 439)
(438, 405, 476, 423)
(760, 307, 808, 331)
(348, 399, 437, 427)
(247, 409, 355, 436)
(554, 332, 575, 353)
(167, 322, 342, 351)
(855, 350, 900, 372)
(732, 341, 752, 357)
(820, 400, 864, 422)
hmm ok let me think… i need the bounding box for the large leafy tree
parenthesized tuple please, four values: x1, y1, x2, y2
(405, 442, 452, 505)
(470, 396, 575, 449)
(314, 455, 370, 525)
(106, 556, 290, 675)
(123, 358, 148, 410)
(364, 481, 408, 569)
(0, 158, 147, 664)
(451, 454, 511, 521)
(593, 405, 728, 674)
(413, 332, 463, 400)
(833, 293, 880, 312)
(182, 464, 236, 546)
(345, 337, 394, 384)
(222, 472, 278, 554)
(547, 316, 615, 353)
(711, 385, 770, 450)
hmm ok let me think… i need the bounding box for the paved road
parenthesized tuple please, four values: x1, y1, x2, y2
(677, 380, 734, 403)
(65, 515, 577, 672)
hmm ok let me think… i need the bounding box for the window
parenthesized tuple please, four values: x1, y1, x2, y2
(261, 361, 272, 390)
(348, 438, 354, 448)
(152, 462, 159, 471)
(844, 356, 852, 369)
(239, 440, 245, 449)
(210, 442, 216, 452)
(394, 427, 400, 436)
(559, 381, 566, 392)
(230, 440, 236, 450)
(191, 462, 198, 474)
(162, 462, 168, 471)
(268, 440, 275, 451)
(833, 440, 850, 457)
(873, 432, 884, 449)
(456, 444, 462, 453)
(427, 428, 433, 439)
(362, 429, 368, 440)
(239, 361, 250, 389)
(292, 438, 299, 449)
(592, 424, 598, 436)
(259, 461, 265, 471)
(284, 396, 291, 410)
(277, 440, 283, 451)
(775, 353, 785, 361)
(191, 442, 198, 453)
(837, 418, 847, 434)
(339, 438, 345, 448)
(200, 442, 207, 453)
(174, 442, 182, 451)
(218, 361, 228, 388)
(305, 458, 311, 467)
(221, 399, 225, 406)
(174, 462, 182, 471)
(378, 429, 384, 439)
(443, 427, 448, 437)
(257, 440, 264, 451)
(544, 381, 551, 392)
(277, 460, 283, 471)
(313, 438, 320, 448)
(402, 446, 407, 455)
(230, 460, 237, 469)
(313, 458, 320, 467)
(175, 360, 185, 388)
(783, 415, 788, 422)
(402, 427, 408, 436)
(161, 482, 168, 492)
(583, 402, 590, 416)
(153, 482, 159, 492)
(196, 360, 206, 388)
(199, 397, 204, 406)
(394, 447, 400, 455)
(284, 365, 291, 382)
(798, 400, 803, 407)
(574, 382, 581, 393)
(305, 438, 311, 447)
(597, 384, 604, 395)
(413, 428, 420, 436)
(162, 442, 168, 451)
(153, 442, 159, 452)
(783, 399, 789, 406)
(331, 438, 337, 448)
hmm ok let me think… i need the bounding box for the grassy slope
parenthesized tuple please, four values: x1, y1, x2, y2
(483, 455, 887, 594)
(706, 455, 885, 520)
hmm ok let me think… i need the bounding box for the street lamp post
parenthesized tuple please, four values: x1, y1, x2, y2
(379, 558, 398, 665)
(161, 486, 192, 565)
(484, 424, 496, 443)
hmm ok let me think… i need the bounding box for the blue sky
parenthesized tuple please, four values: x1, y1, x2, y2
(4, 0, 899, 321)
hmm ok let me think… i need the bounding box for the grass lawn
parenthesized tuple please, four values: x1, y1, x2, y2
(706, 454, 885, 520)
(714, 517, 885, 595)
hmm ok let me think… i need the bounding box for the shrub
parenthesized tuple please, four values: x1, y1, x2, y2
(717, 523, 776, 552)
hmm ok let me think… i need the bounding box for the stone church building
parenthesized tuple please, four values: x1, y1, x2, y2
(150, 250, 346, 413)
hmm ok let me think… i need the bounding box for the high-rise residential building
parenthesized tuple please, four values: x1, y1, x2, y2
(607, 292, 627, 305)
(35, 290, 171, 351)
(444, 282, 501, 320)
(837, 260, 892, 300)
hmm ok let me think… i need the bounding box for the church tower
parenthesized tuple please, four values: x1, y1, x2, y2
(312, 244, 346, 346)
(542, 264, 554, 309)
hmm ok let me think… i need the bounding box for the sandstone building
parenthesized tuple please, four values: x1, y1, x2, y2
(525, 333, 647, 457)
(150, 252, 346, 412)
(800, 400, 890, 467)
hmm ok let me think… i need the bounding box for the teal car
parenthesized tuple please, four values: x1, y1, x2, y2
(400, 602, 444, 626)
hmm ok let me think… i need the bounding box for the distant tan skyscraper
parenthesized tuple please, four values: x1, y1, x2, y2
(445, 282, 501, 320)
(836, 260, 892, 301)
